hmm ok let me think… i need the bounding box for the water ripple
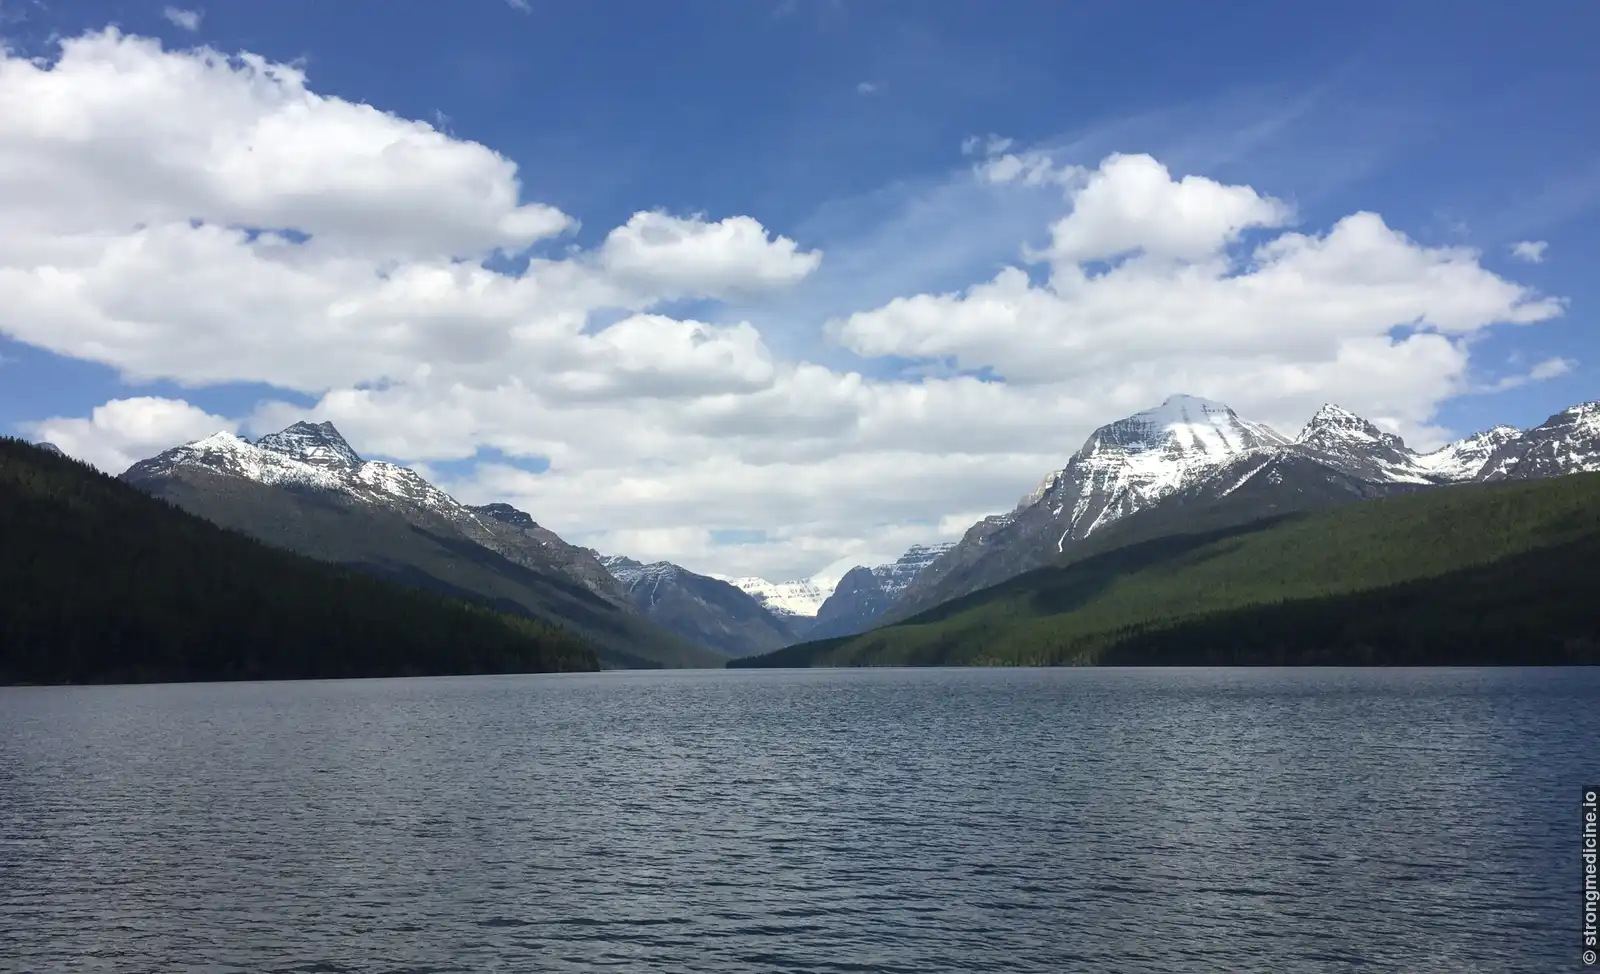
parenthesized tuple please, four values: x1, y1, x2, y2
(1, 666, 1594, 972)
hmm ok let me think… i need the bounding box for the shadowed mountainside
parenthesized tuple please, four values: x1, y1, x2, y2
(0, 438, 601, 684)
(734, 473, 1600, 668)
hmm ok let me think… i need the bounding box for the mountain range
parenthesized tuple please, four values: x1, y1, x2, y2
(1, 437, 598, 684)
(883, 395, 1600, 623)
(94, 394, 1600, 667)
(120, 423, 717, 669)
(734, 471, 1600, 668)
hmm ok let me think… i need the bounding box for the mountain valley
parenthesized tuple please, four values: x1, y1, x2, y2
(13, 394, 1599, 673)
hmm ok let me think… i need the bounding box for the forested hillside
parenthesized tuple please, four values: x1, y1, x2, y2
(0, 438, 600, 683)
(735, 474, 1600, 668)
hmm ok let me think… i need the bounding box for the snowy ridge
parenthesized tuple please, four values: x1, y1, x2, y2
(1292, 404, 1435, 485)
(1414, 426, 1522, 482)
(1025, 394, 1291, 547)
(125, 424, 475, 518)
(123, 421, 636, 605)
(255, 421, 362, 469)
(1479, 402, 1600, 481)
(868, 542, 956, 598)
(599, 554, 682, 587)
(882, 393, 1600, 623)
(129, 431, 351, 492)
(728, 575, 835, 618)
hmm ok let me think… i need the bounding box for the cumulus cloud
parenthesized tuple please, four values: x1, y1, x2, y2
(23, 397, 235, 473)
(162, 7, 202, 31)
(1509, 239, 1548, 263)
(597, 211, 821, 298)
(1041, 153, 1294, 263)
(832, 154, 1560, 442)
(0, 31, 1570, 580)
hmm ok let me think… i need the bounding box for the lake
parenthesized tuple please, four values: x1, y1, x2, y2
(1, 667, 1595, 972)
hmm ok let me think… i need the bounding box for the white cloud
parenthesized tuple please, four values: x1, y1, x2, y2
(22, 397, 235, 473)
(1509, 239, 1548, 263)
(1529, 355, 1572, 380)
(0, 29, 1569, 580)
(597, 211, 821, 298)
(0, 30, 574, 261)
(1482, 355, 1574, 392)
(162, 7, 202, 31)
(1041, 153, 1294, 263)
(505, 0, 531, 11)
(856, 81, 878, 94)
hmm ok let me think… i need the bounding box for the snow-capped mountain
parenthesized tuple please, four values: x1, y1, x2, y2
(806, 542, 957, 640)
(728, 575, 836, 620)
(1291, 404, 1434, 484)
(33, 441, 65, 456)
(1414, 426, 1524, 481)
(255, 420, 363, 469)
(116, 421, 725, 669)
(1021, 395, 1291, 546)
(874, 542, 956, 598)
(598, 555, 800, 657)
(884, 394, 1600, 623)
(1478, 402, 1600, 481)
(122, 422, 627, 604)
(893, 395, 1292, 617)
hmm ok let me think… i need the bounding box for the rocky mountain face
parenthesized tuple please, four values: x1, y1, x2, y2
(806, 543, 955, 640)
(726, 576, 834, 630)
(889, 396, 1296, 620)
(120, 422, 720, 669)
(597, 555, 801, 658)
(126, 423, 628, 606)
(1478, 402, 1600, 481)
(884, 396, 1600, 624)
(1413, 426, 1523, 481)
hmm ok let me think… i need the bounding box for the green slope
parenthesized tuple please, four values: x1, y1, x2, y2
(128, 468, 723, 669)
(0, 438, 600, 684)
(734, 473, 1600, 668)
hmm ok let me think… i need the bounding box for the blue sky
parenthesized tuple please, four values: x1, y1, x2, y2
(0, 1, 1596, 578)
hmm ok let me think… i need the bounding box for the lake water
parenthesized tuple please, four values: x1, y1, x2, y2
(1, 667, 1595, 973)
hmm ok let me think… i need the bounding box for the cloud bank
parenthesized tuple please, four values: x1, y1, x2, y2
(3, 30, 1566, 579)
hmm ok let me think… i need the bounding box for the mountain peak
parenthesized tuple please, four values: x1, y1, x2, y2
(1477, 402, 1600, 482)
(1079, 395, 1286, 460)
(1555, 401, 1600, 428)
(1296, 404, 1404, 450)
(193, 430, 247, 448)
(34, 441, 65, 456)
(256, 421, 362, 468)
(1308, 402, 1362, 422)
(1412, 424, 1522, 481)
(1158, 392, 1228, 410)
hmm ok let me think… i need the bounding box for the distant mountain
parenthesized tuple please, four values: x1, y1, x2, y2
(806, 543, 955, 640)
(125, 423, 628, 605)
(120, 423, 720, 669)
(884, 396, 1600, 622)
(1413, 426, 1523, 481)
(33, 441, 64, 456)
(726, 575, 836, 633)
(597, 555, 800, 658)
(1, 437, 598, 685)
(735, 473, 1600, 669)
(1478, 402, 1600, 481)
(889, 395, 1309, 619)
